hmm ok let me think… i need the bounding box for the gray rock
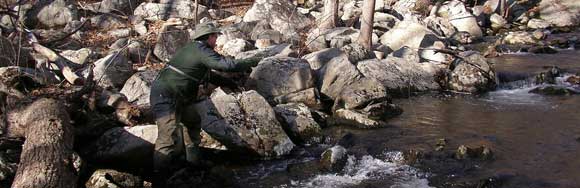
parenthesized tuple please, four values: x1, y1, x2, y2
(83, 0, 143, 14)
(380, 19, 450, 63)
(90, 15, 126, 31)
(330, 108, 386, 128)
(134, 21, 148, 36)
(81, 125, 157, 168)
(320, 145, 348, 172)
(539, 0, 579, 27)
(361, 101, 403, 120)
(120, 70, 159, 108)
(133, 1, 208, 21)
(423, 16, 458, 38)
(85, 169, 143, 188)
(529, 85, 579, 96)
(340, 43, 372, 62)
(302, 48, 342, 71)
(88, 52, 134, 89)
(503, 31, 539, 45)
(274, 103, 322, 144)
(334, 77, 388, 110)
(222, 38, 253, 57)
(107, 28, 131, 38)
(154, 24, 190, 62)
(60, 48, 95, 65)
(305, 28, 329, 52)
(436, 0, 482, 38)
(273, 88, 323, 110)
(234, 43, 293, 60)
(243, 0, 313, 40)
(200, 130, 227, 150)
(32, 0, 78, 28)
(317, 54, 361, 101)
(447, 51, 497, 93)
(527, 18, 551, 29)
(357, 57, 443, 96)
(247, 57, 315, 100)
(341, 1, 362, 22)
(196, 88, 295, 158)
(490, 13, 507, 30)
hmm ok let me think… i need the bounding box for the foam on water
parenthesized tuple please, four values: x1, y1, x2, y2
(282, 152, 433, 188)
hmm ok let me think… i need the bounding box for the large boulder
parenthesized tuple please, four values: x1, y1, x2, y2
(87, 52, 134, 89)
(246, 57, 315, 100)
(446, 51, 497, 93)
(26, 0, 78, 28)
(243, 0, 313, 40)
(81, 125, 157, 168)
(274, 103, 322, 144)
(195, 89, 295, 158)
(435, 0, 483, 38)
(154, 23, 190, 62)
(234, 43, 293, 60)
(357, 56, 445, 96)
(133, 1, 208, 21)
(302, 48, 342, 71)
(222, 38, 253, 57)
(539, 0, 579, 27)
(379, 19, 450, 63)
(85, 169, 143, 188)
(120, 70, 159, 108)
(317, 53, 361, 101)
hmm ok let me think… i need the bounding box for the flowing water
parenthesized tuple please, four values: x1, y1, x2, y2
(232, 50, 580, 188)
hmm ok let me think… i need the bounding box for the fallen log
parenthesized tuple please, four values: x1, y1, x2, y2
(7, 98, 77, 188)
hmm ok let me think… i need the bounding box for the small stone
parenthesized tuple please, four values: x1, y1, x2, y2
(435, 138, 447, 151)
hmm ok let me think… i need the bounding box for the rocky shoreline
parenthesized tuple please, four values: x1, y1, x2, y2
(0, 0, 579, 187)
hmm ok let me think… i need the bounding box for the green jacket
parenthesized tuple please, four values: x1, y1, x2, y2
(155, 41, 259, 100)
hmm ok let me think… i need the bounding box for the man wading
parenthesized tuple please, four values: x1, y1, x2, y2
(150, 22, 260, 186)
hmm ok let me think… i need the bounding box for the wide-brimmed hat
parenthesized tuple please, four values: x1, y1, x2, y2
(192, 22, 221, 40)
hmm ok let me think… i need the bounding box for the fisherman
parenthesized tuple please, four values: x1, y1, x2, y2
(149, 22, 260, 186)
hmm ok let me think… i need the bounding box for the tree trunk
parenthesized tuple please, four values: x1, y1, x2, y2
(358, 0, 375, 50)
(9, 98, 77, 188)
(319, 0, 339, 30)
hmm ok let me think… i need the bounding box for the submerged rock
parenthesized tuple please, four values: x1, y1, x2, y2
(320, 145, 348, 172)
(455, 145, 493, 160)
(529, 86, 579, 96)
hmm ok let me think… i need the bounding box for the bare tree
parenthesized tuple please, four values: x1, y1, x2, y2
(319, 0, 339, 30)
(358, 0, 375, 50)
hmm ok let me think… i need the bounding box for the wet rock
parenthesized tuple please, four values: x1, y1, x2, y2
(529, 86, 579, 96)
(527, 18, 551, 29)
(273, 88, 323, 110)
(329, 109, 386, 129)
(539, 0, 579, 28)
(274, 103, 322, 144)
(446, 51, 497, 93)
(90, 14, 126, 31)
(527, 46, 558, 54)
(154, 23, 190, 62)
(535, 66, 561, 84)
(435, 138, 447, 151)
(60, 48, 95, 65)
(436, 0, 482, 38)
(380, 19, 450, 63)
(302, 48, 342, 71)
(195, 88, 295, 158)
(120, 70, 158, 108)
(320, 145, 348, 172)
(81, 125, 157, 168)
(85, 169, 143, 188)
(222, 38, 253, 57)
(402, 149, 424, 164)
(133, 1, 208, 21)
(86, 52, 133, 89)
(234, 43, 293, 60)
(566, 75, 580, 85)
(503, 31, 539, 45)
(455, 145, 493, 160)
(243, 0, 313, 40)
(246, 57, 315, 100)
(27, 0, 78, 28)
(361, 101, 403, 120)
(357, 57, 444, 97)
